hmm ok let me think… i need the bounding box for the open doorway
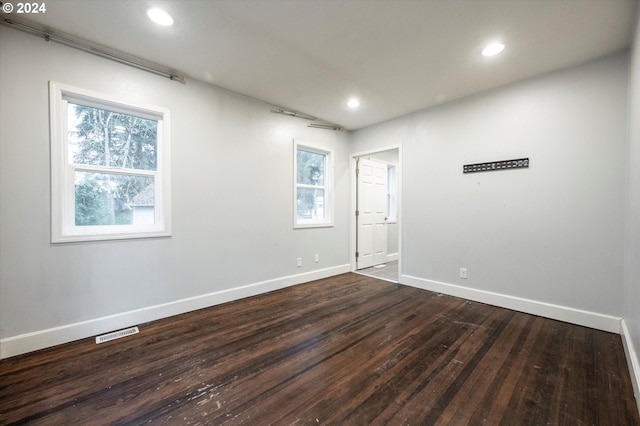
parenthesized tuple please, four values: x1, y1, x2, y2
(351, 147, 400, 283)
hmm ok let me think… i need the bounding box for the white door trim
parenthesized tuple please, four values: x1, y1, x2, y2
(350, 144, 402, 276)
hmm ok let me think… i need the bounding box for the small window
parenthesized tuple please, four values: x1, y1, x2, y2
(294, 142, 333, 228)
(50, 82, 171, 242)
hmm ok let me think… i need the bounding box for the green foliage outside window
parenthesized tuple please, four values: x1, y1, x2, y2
(69, 103, 158, 226)
(296, 149, 326, 220)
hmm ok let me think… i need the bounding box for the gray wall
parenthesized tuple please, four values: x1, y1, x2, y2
(624, 11, 640, 400)
(352, 52, 628, 317)
(0, 27, 350, 352)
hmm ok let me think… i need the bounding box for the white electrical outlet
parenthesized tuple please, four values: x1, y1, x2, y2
(459, 268, 468, 279)
(314, 254, 319, 263)
(297, 257, 302, 267)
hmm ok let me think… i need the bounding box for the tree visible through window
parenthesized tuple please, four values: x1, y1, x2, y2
(294, 142, 333, 227)
(69, 103, 158, 226)
(50, 82, 171, 242)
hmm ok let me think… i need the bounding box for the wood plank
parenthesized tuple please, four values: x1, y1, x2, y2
(0, 273, 638, 425)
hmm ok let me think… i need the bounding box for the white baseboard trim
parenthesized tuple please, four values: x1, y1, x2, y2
(621, 320, 640, 415)
(386, 252, 399, 262)
(400, 274, 622, 333)
(0, 264, 351, 359)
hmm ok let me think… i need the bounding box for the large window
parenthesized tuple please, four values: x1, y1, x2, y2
(50, 82, 171, 242)
(294, 142, 333, 228)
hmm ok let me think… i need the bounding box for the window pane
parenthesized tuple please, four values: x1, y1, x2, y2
(68, 103, 158, 171)
(75, 172, 155, 226)
(297, 149, 325, 186)
(296, 187, 325, 221)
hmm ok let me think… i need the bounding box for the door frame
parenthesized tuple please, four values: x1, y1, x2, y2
(350, 144, 402, 276)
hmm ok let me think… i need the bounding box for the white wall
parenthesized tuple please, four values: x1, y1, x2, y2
(352, 53, 629, 330)
(624, 11, 640, 408)
(0, 27, 350, 358)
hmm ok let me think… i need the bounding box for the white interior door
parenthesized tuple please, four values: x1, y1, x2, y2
(357, 158, 388, 269)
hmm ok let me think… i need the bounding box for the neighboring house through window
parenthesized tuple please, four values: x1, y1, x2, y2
(294, 141, 333, 228)
(50, 81, 171, 242)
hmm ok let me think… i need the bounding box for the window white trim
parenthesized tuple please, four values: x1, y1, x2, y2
(50, 81, 171, 243)
(293, 141, 334, 228)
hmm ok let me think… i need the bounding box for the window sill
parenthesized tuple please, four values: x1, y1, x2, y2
(52, 229, 171, 244)
(294, 222, 334, 229)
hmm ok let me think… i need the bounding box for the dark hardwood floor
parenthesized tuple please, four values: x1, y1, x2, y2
(1, 273, 638, 425)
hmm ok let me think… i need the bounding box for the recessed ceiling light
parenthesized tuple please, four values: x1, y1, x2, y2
(147, 8, 174, 26)
(347, 98, 360, 109)
(482, 43, 505, 57)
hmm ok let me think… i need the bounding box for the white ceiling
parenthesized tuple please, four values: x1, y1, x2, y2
(10, 0, 639, 130)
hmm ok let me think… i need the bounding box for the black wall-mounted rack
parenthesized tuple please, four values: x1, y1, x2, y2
(463, 158, 529, 174)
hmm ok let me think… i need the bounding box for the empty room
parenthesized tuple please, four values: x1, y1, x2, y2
(2, 0, 640, 424)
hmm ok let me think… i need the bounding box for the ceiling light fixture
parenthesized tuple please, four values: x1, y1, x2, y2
(347, 98, 360, 109)
(482, 43, 505, 57)
(147, 8, 174, 26)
